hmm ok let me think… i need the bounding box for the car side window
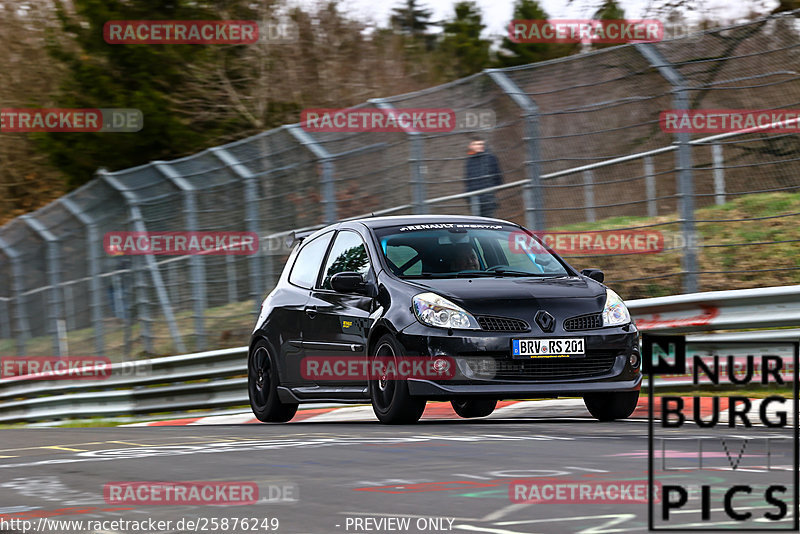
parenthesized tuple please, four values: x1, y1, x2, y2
(320, 231, 371, 290)
(288, 232, 334, 289)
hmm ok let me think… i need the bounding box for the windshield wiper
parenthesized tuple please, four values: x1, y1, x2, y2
(403, 270, 558, 279)
(483, 267, 544, 276)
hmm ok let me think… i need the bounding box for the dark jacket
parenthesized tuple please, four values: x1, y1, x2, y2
(464, 151, 503, 193)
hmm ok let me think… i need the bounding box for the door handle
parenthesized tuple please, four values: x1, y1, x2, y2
(304, 306, 317, 319)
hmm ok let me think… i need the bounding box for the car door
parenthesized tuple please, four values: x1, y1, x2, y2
(303, 230, 374, 387)
(280, 231, 334, 385)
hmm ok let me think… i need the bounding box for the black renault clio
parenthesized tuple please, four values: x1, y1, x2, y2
(248, 215, 641, 424)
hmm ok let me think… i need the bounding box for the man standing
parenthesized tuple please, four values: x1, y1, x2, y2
(464, 136, 504, 217)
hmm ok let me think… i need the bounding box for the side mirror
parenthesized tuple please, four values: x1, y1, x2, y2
(580, 269, 604, 283)
(330, 272, 367, 294)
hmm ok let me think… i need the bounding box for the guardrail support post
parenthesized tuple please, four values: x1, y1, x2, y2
(210, 147, 265, 312)
(486, 69, 545, 230)
(287, 125, 338, 223)
(712, 143, 725, 205)
(0, 298, 10, 341)
(636, 43, 697, 293)
(371, 100, 428, 215)
(21, 215, 64, 356)
(154, 162, 207, 352)
(101, 169, 186, 354)
(0, 238, 29, 355)
(583, 170, 596, 223)
(59, 197, 105, 356)
(644, 156, 657, 217)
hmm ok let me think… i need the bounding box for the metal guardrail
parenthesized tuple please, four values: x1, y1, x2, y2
(627, 285, 800, 333)
(0, 347, 249, 423)
(1, 285, 799, 423)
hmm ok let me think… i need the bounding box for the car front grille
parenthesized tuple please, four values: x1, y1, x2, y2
(564, 313, 603, 331)
(460, 351, 619, 380)
(477, 316, 530, 332)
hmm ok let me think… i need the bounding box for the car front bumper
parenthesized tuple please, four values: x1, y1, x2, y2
(396, 321, 641, 398)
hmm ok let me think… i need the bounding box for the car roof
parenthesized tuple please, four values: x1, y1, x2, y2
(352, 214, 516, 229)
(294, 215, 520, 246)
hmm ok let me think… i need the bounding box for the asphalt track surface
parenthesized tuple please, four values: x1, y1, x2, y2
(0, 404, 795, 534)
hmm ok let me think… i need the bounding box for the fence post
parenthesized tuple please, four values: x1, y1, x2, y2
(371, 100, 428, 215)
(486, 69, 545, 230)
(644, 156, 657, 217)
(21, 215, 64, 356)
(210, 147, 264, 312)
(101, 169, 186, 353)
(227, 255, 238, 302)
(712, 143, 725, 205)
(0, 238, 29, 355)
(287, 125, 338, 223)
(636, 43, 697, 294)
(0, 298, 10, 341)
(154, 162, 207, 352)
(132, 254, 153, 354)
(583, 170, 596, 223)
(60, 197, 105, 356)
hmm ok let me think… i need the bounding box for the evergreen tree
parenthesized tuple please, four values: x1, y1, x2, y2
(495, 0, 578, 68)
(39, 0, 243, 188)
(592, 0, 627, 49)
(439, 1, 490, 78)
(390, 0, 435, 37)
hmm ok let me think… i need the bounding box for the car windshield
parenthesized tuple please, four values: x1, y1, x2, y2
(374, 223, 570, 279)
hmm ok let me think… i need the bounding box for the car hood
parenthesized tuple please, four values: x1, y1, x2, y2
(407, 276, 608, 319)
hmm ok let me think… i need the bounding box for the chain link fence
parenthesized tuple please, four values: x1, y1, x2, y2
(2, 11, 800, 358)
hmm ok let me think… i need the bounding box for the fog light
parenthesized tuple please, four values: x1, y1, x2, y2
(629, 352, 640, 370)
(432, 358, 450, 374)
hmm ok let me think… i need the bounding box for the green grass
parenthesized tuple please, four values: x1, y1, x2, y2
(551, 191, 800, 299)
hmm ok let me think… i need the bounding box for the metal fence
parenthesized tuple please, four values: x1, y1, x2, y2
(2, 11, 800, 358)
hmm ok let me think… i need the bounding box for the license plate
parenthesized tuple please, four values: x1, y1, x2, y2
(512, 338, 585, 359)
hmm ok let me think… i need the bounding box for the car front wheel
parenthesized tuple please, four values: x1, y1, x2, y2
(583, 390, 639, 421)
(369, 334, 427, 424)
(248, 340, 298, 423)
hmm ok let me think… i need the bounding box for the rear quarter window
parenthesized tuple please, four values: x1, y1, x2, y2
(288, 232, 334, 289)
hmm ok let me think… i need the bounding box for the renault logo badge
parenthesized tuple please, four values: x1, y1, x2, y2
(535, 311, 555, 332)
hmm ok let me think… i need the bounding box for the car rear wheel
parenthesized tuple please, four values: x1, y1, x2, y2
(583, 390, 639, 421)
(369, 334, 427, 424)
(451, 398, 497, 418)
(248, 340, 298, 423)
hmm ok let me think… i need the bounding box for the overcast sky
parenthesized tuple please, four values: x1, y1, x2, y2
(334, 0, 778, 38)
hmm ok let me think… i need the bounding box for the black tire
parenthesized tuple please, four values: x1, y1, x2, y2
(369, 334, 427, 424)
(583, 390, 639, 421)
(248, 340, 298, 423)
(451, 398, 497, 418)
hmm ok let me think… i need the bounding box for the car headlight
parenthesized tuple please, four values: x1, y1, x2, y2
(412, 292, 480, 330)
(602, 289, 631, 326)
